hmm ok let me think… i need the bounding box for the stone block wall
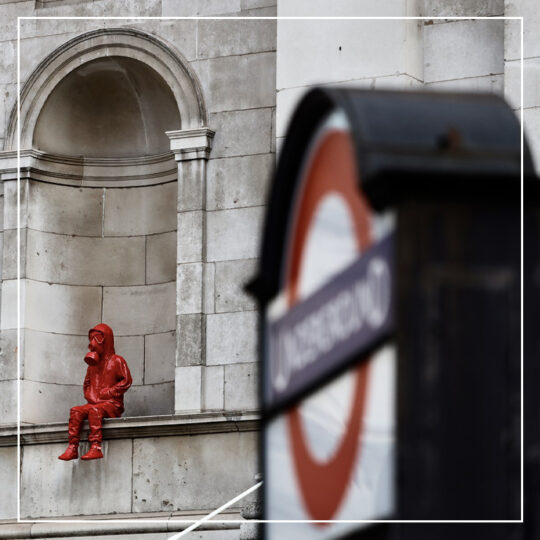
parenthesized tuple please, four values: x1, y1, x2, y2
(276, 1, 424, 154)
(422, 1, 505, 92)
(19, 429, 257, 518)
(173, 17, 276, 414)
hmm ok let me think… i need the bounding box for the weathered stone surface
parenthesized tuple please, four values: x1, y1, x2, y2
(24, 280, 102, 335)
(207, 206, 265, 262)
(40, 0, 161, 17)
(0, 279, 18, 330)
(198, 18, 275, 59)
(206, 311, 258, 365)
(194, 52, 275, 113)
(177, 262, 203, 314)
(0, 379, 16, 424)
(176, 314, 203, 367)
(146, 231, 176, 284)
(132, 431, 257, 512)
(0, 84, 11, 140)
(115, 335, 145, 386)
(277, 19, 406, 90)
(422, 0, 503, 17)
(0, 447, 17, 519)
(209, 108, 273, 159)
(103, 282, 175, 336)
(103, 183, 177, 236)
(124, 382, 174, 416)
(203, 365, 224, 410)
(26, 230, 146, 286)
(177, 159, 206, 212)
(0, 82, 15, 141)
(177, 211, 203, 263)
(27, 182, 103, 236)
(206, 154, 273, 210)
(224, 362, 259, 410)
(162, 0, 240, 16)
(426, 74, 504, 94)
(215, 259, 258, 313)
(4, 179, 27, 231)
(203, 263, 215, 314)
(19, 32, 81, 81)
(241, 0, 276, 11)
(145, 331, 176, 384)
(278, 0, 408, 16)
(174, 365, 202, 411)
(505, 58, 540, 110)
(21, 439, 132, 518)
(2, 227, 24, 280)
(504, 17, 524, 60)
(21, 379, 83, 424)
(0, 39, 16, 85)
(131, 18, 197, 61)
(0, 328, 17, 380)
(276, 85, 306, 139)
(424, 20, 504, 83)
(23, 330, 88, 385)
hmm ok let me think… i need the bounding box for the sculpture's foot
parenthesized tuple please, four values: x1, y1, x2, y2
(81, 444, 103, 460)
(58, 444, 79, 461)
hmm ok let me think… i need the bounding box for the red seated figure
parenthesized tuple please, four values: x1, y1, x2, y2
(58, 323, 132, 461)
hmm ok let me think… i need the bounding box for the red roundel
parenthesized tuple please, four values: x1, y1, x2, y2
(284, 128, 373, 523)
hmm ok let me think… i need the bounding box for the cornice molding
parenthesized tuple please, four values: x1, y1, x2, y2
(167, 128, 216, 161)
(0, 410, 261, 447)
(0, 149, 178, 187)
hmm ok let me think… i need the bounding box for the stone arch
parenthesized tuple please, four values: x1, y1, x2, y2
(5, 27, 207, 151)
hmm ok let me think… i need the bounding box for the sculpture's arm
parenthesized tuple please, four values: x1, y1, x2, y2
(83, 370, 97, 404)
(100, 356, 133, 400)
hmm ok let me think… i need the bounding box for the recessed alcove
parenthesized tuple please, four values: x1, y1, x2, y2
(19, 54, 182, 422)
(33, 56, 181, 158)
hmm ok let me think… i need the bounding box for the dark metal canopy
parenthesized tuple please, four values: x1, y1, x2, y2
(250, 87, 534, 305)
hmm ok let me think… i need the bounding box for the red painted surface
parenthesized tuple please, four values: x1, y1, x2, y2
(59, 323, 132, 461)
(284, 129, 373, 522)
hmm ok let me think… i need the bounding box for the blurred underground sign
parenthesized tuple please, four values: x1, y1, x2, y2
(250, 89, 398, 538)
(267, 235, 393, 408)
(266, 122, 395, 524)
(249, 86, 528, 537)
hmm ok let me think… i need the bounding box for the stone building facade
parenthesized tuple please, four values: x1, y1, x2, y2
(0, 0, 538, 538)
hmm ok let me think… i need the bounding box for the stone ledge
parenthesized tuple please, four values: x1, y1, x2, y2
(0, 509, 242, 539)
(0, 411, 261, 447)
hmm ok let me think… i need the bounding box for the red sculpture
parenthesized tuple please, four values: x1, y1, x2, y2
(58, 323, 132, 461)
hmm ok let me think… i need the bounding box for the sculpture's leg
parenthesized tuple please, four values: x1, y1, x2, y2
(81, 405, 109, 460)
(58, 405, 88, 461)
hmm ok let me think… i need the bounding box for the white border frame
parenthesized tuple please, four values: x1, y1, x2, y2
(14, 14, 524, 533)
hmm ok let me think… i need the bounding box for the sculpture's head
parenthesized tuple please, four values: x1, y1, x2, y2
(85, 323, 116, 365)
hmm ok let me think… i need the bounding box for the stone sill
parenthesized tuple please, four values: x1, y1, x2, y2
(0, 410, 261, 447)
(0, 508, 243, 538)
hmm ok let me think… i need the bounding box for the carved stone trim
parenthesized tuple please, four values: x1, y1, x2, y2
(167, 128, 216, 161)
(0, 149, 177, 187)
(0, 410, 261, 447)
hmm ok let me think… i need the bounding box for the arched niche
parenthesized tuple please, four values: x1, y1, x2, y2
(33, 56, 181, 158)
(2, 28, 212, 423)
(5, 27, 206, 152)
